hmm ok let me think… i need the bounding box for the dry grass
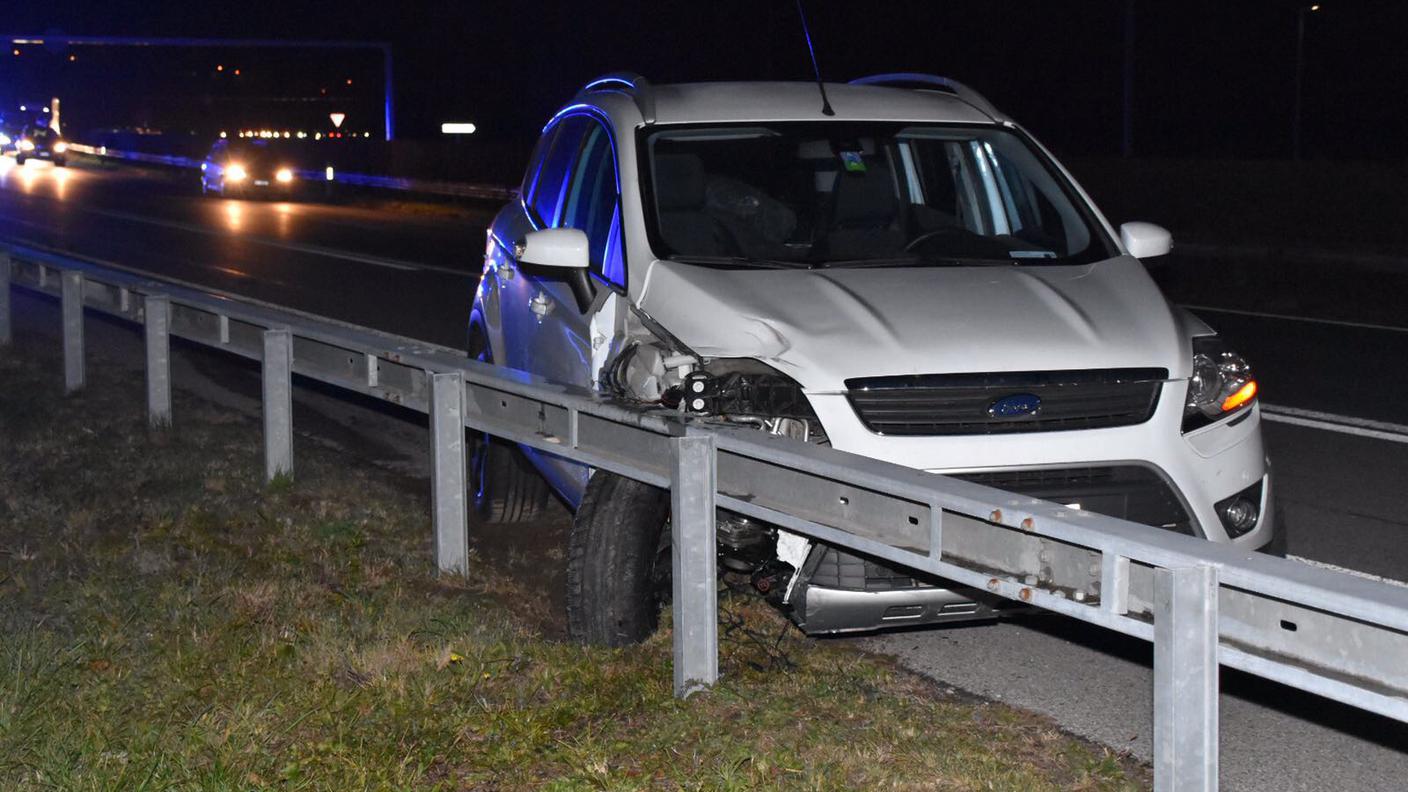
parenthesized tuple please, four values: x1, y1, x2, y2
(0, 334, 1148, 790)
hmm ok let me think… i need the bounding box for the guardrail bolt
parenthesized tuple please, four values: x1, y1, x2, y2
(989, 509, 1003, 523)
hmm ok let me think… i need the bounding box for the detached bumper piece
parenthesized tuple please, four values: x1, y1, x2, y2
(788, 464, 1195, 634)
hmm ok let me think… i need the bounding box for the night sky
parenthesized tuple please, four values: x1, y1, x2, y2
(3, 1, 1405, 160)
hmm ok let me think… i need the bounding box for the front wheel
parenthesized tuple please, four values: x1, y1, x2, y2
(566, 470, 672, 646)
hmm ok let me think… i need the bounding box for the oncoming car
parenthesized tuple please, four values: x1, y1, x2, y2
(471, 73, 1276, 647)
(201, 139, 298, 197)
(15, 125, 68, 166)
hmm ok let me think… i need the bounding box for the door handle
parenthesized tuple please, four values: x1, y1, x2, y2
(529, 291, 552, 318)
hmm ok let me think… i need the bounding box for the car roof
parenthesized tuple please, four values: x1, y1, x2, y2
(597, 81, 1007, 127)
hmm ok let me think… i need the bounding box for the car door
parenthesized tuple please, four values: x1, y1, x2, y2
(502, 113, 622, 387)
(502, 112, 625, 499)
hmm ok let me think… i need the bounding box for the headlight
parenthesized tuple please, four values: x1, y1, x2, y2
(225, 163, 247, 182)
(1183, 336, 1257, 432)
(680, 359, 825, 443)
(53, 141, 68, 153)
(275, 167, 294, 183)
(0, 133, 11, 146)
(18, 138, 35, 151)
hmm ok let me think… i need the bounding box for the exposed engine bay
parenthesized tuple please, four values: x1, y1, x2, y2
(594, 306, 1008, 634)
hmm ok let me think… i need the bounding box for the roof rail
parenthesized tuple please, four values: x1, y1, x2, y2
(849, 73, 999, 119)
(578, 72, 656, 125)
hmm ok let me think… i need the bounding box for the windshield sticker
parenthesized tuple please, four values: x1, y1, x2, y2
(1009, 250, 1059, 259)
(840, 151, 867, 172)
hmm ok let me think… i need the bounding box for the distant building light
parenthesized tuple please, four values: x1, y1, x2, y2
(68, 54, 75, 62)
(18, 105, 25, 111)
(41, 107, 49, 113)
(345, 78, 353, 86)
(363, 131, 370, 138)
(219, 131, 227, 139)
(325, 166, 335, 181)
(217, 64, 224, 71)
(11, 49, 18, 57)
(234, 68, 241, 76)
(314, 132, 322, 140)
(441, 122, 477, 135)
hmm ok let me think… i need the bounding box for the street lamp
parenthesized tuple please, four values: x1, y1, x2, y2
(1292, 3, 1321, 161)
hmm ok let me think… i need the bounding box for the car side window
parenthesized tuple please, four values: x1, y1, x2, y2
(526, 116, 590, 228)
(560, 122, 623, 286)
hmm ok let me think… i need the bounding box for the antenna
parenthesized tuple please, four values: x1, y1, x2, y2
(794, 0, 835, 116)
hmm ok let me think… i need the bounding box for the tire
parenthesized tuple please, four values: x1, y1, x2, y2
(53, 157, 66, 168)
(566, 470, 672, 646)
(466, 325, 549, 523)
(15, 154, 24, 165)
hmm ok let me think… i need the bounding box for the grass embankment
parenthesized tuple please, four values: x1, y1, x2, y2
(0, 336, 1145, 790)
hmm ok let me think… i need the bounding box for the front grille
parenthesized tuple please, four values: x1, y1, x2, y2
(806, 464, 1193, 591)
(952, 465, 1193, 535)
(845, 368, 1167, 436)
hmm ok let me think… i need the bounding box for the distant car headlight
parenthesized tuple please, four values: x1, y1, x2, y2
(18, 138, 35, 152)
(225, 163, 247, 182)
(275, 167, 294, 183)
(0, 133, 11, 146)
(1183, 336, 1257, 432)
(52, 141, 68, 153)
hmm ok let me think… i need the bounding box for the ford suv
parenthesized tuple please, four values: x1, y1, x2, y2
(469, 73, 1275, 646)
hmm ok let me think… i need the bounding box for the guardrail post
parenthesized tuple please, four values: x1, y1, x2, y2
(144, 295, 172, 428)
(670, 430, 719, 698)
(1154, 564, 1219, 792)
(262, 329, 293, 482)
(61, 271, 85, 393)
(429, 371, 469, 575)
(0, 251, 11, 347)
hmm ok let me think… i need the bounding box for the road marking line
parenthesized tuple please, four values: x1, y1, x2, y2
(1287, 555, 1408, 589)
(1261, 405, 1408, 445)
(81, 206, 435, 272)
(1184, 304, 1408, 334)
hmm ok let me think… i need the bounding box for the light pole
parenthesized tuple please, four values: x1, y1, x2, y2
(1292, 4, 1321, 161)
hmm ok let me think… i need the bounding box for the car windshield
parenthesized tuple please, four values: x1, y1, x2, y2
(643, 122, 1113, 268)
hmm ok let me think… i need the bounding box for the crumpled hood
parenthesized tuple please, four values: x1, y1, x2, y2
(637, 256, 1186, 391)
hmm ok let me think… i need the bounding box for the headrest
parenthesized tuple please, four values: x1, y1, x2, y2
(833, 159, 898, 226)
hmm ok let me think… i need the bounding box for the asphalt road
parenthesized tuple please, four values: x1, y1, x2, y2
(3, 157, 1406, 789)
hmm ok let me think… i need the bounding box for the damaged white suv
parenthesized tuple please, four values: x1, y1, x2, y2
(469, 73, 1275, 646)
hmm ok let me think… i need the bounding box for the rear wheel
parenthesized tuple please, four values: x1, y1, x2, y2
(566, 470, 672, 646)
(466, 326, 549, 523)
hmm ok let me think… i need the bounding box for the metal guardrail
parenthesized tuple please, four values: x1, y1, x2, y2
(66, 144, 517, 202)
(3, 241, 1406, 791)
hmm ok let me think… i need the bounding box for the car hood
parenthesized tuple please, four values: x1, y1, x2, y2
(637, 256, 1188, 392)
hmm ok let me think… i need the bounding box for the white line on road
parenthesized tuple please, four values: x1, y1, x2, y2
(1262, 404, 1408, 445)
(1184, 304, 1408, 334)
(1287, 555, 1408, 589)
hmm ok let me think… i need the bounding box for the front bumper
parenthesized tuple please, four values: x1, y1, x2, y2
(787, 381, 1274, 634)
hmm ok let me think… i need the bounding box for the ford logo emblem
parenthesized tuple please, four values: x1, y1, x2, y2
(988, 393, 1042, 419)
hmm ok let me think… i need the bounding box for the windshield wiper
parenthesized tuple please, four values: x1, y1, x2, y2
(665, 255, 815, 270)
(817, 256, 1016, 269)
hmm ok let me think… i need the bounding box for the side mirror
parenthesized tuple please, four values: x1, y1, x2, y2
(1119, 221, 1172, 259)
(514, 228, 595, 312)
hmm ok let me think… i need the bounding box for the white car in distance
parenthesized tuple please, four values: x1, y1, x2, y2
(469, 73, 1274, 646)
